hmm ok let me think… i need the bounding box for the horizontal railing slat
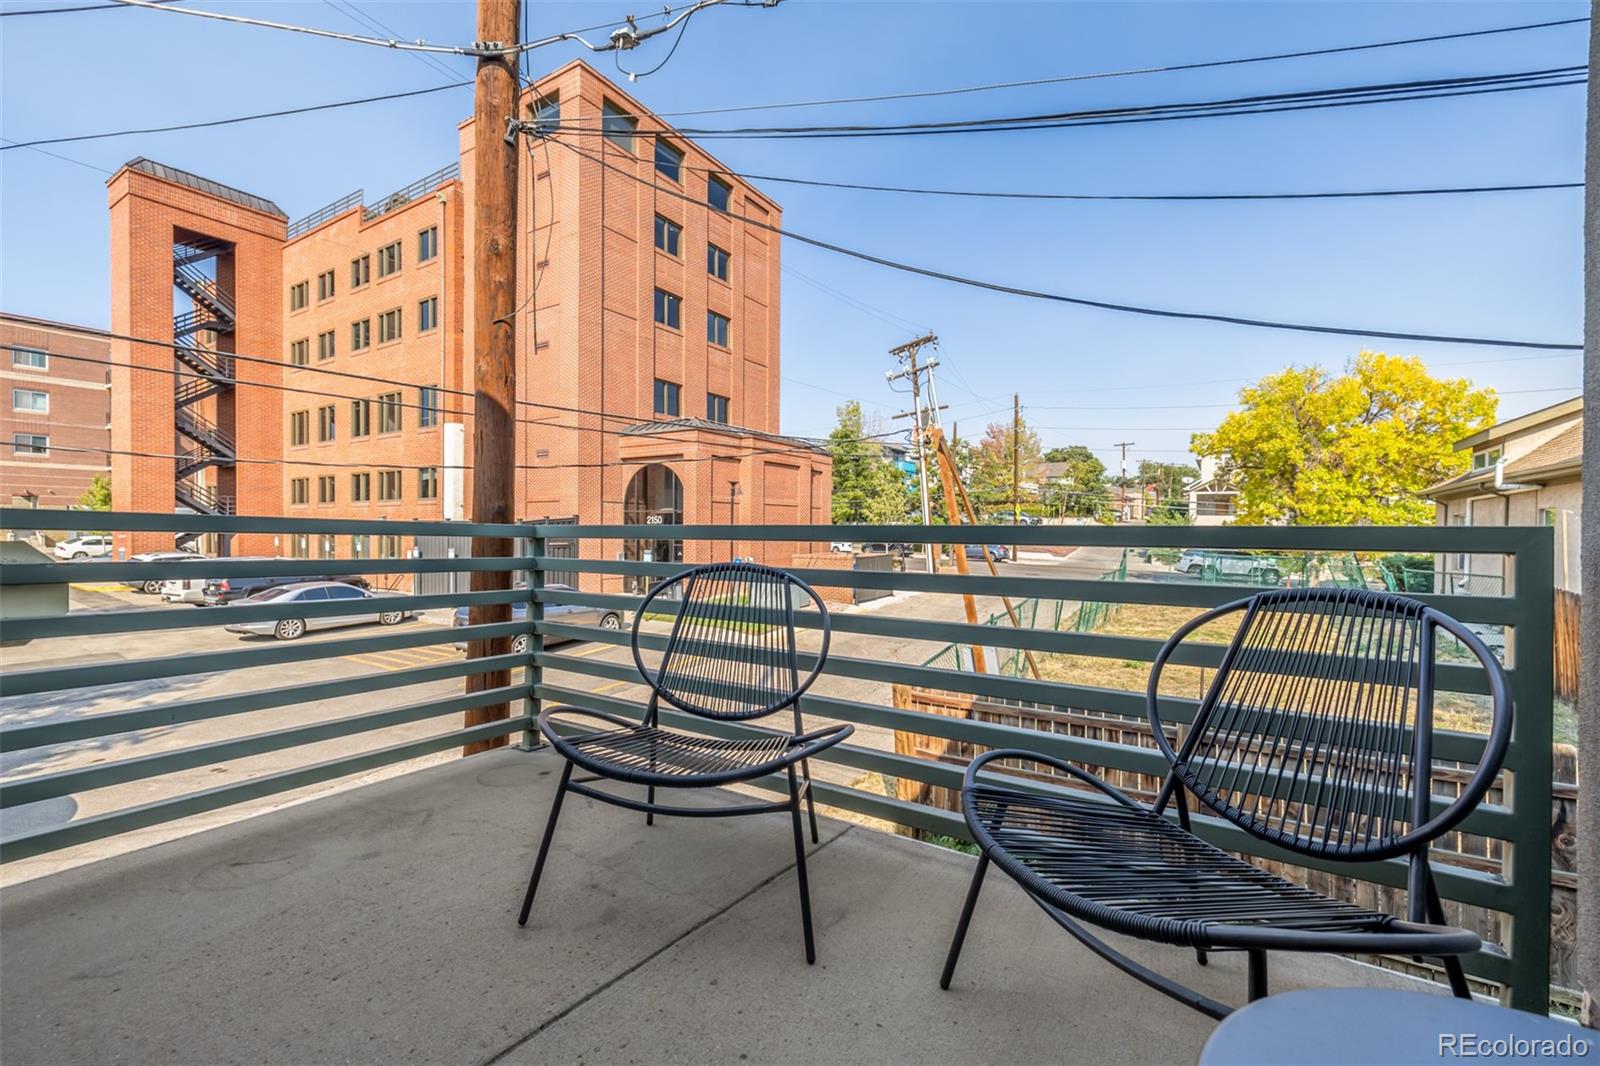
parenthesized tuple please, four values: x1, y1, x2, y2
(2, 556, 535, 585)
(528, 557, 1516, 623)
(3, 589, 525, 641)
(0, 684, 527, 807)
(0, 653, 524, 753)
(0, 719, 526, 863)
(0, 508, 525, 539)
(0, 621, 521, 697)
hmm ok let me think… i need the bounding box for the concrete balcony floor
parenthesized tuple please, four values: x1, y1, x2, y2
(1, 747, 1433, 1065)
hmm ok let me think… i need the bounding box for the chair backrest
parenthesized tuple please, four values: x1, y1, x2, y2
(632, 561, 831, 722)
(1147, 586, 1511, 862)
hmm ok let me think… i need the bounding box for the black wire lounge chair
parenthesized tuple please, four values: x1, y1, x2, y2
(939, 586, 1512, 1018)
(518, 561, 853, 963)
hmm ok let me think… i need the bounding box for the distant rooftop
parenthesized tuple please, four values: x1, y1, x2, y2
(116, 158, 287, 219)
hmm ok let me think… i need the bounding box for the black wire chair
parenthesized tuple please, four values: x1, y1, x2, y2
(939, 586, 1513, 1018)
(518, 561, 853, 963)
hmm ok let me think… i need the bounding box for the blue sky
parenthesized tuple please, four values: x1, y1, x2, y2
(0, 1, 1587, 468)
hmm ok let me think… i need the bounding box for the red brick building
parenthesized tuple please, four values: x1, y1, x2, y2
(0, 313, 112, 510)
(104, 62, 831, 573)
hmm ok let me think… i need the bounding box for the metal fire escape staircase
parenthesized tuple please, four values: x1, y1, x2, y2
(171, 241, 238, 524)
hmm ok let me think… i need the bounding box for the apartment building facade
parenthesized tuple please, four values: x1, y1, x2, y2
(0, 313, 112, 510)
(105, 61, 830, 573)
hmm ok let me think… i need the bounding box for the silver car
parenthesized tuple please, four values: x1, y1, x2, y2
(451, 585, 624, 653)
(126, 550, 208, 593)
(224, 581, 413, 640)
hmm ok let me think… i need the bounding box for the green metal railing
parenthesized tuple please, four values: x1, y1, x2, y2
(0, 511, 1555, 1011)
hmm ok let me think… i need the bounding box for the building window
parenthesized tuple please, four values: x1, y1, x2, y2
(378, 469, 402, 501)
(419, 466, 439, 499)
(706, 310, 730, 348)
(317, 269, 335, 301)
(351, 472, 371, 503)
(289, 410, 310, 447)
(533, 92, 560, 133)
(377, 240, 402, 278)
(12, 433, 47, 455)
(707, 243, 730, 281)
(351, 255, 370, 288)
(290, 478, 310, 505)
(289, 338, 309, 366)
(351, 533, 370, 558)
(377, 392, 403, 434)
(707, 393, 729, 424)
(1472, 447, 1503, 470)
(378, 308, 402, 343)
(351, 318, 371, 352)
(418, 226, 438, 263)
(289, 280, 309, 310)
(289, 533, 310, 559)
(654, 215, 681, 257)
(419, 387, 441, 427)
(654, 139, 683, 183)
(377, 535, 402, 559)
(707, 175, 732, 212)
(12, 346, 47, 370)
(602, 100, 636, 152)
(320, 533, 337, 558)
(653, 288, 681, 330)
(318, 475, 336, 503)
(12, 389, 48, 413)
(653, 379, 681, 417)
(317, 330, 336, 361)
(418, 296, 439, 332)
(351, 398, 372, 438)
(317, 404, 336, 442)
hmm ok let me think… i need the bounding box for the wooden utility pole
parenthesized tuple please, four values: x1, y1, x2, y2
(464, 0, 520, 755)
(1011, 393, 1021, 557)
(888, 333, 940, 572)
(1114, 440, 1135, 521)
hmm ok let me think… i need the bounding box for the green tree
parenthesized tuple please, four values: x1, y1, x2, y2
(1137, 460, 1198, 521)
(1190, 351, 1496, 526)
(78, 473, 111, 511)
(828, 402, 910, 525)
(1041, 445, 1107, 517)
(969, 417, 1043, 515)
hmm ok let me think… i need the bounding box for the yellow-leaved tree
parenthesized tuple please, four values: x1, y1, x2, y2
(1190, 352, 1497, 526)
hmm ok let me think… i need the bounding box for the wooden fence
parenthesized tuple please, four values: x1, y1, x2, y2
(892, 684, 1580, 1009)
(1554, 589, 1580, 702)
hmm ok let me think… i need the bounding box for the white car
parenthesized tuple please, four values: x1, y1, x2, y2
(830, 541, 855, 553)
(53, 535, 113, 560)
(126, 550, 208, 593)
(223, 581, 414, 640)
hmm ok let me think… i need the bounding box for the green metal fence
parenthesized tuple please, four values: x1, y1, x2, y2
(0, 511, 1556, 1011)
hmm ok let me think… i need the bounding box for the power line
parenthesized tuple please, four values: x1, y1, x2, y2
(731, 173, 1583, 203)
(1, 80, 470, 151)
(551, 66, 1587, 141)
(603, 16, 1593, 119)
(542, 133, 1583, 350)
(0, 0, 181, 17)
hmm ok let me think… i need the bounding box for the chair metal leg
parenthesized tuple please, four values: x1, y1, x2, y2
(939, 853, 990, 990)
(1195, 949, 1209, 967)
(1425, 878, 1473, 999)
(802, 757, 819, 844)
(518, 761, 574, 926)
(786, 765, 817, 964)
(646, 785, 655, 827)
(1247, 949, 1268, 1002)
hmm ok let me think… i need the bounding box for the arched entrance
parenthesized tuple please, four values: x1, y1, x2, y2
(623, 463, 684, 592)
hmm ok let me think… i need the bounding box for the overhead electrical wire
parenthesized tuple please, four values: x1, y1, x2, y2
(542, 133, 1583, 350)
(595, 16, 1592, 119)
(551, 66, 1587, 141)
